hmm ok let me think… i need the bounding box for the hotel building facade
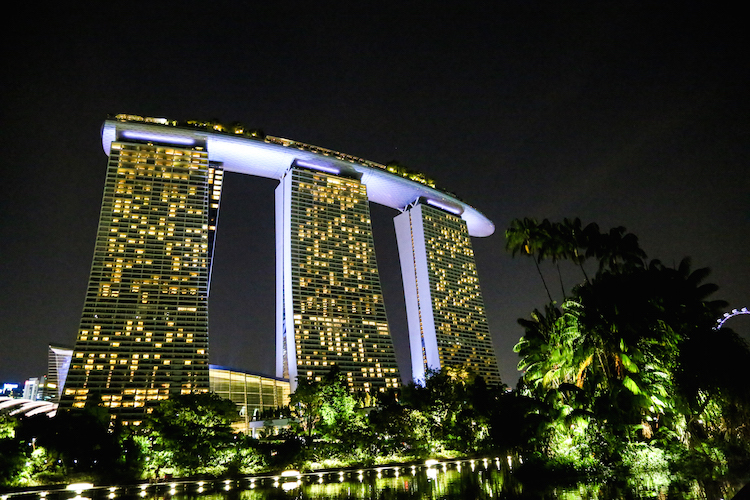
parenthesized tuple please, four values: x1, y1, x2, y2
(60, 137, 223, 423)
(61, 115, 499, 422)
(276, 166, 400, 392)
(395, 203, 501, 385)
(47, 343, 290, 428)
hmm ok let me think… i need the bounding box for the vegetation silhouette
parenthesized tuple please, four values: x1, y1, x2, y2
(507, 217, 750, 496)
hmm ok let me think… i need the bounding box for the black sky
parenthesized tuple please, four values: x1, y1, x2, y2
(2, 2, 748, 386)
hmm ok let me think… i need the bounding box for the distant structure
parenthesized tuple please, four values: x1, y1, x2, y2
(22, 378, 41, 401)
(61, 115, 499, 423)
(209, 365, 290, 432)
(395, 202, 501, 385)
(0, 397, 57, 418)
(1, 384, 21, 398)
(716, 307, 750, 329)
(44, 350, 289, 429)
(47, 344, 73, 403)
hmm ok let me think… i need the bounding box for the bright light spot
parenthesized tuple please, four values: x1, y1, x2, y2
(121, 131, 195, 146)
(281, 470, 301, 478)
(281, 481, 300, 491)
(426, 198, 463, 215)
(295, 160, 340, 175)
(425, 459, 439, 467)
(67, 483, 94, 494)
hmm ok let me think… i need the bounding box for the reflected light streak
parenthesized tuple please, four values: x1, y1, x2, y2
(426, 198, 463, 215)
(281, 481, 300, 491)
(295, 160, 340, 175)
(121, 131, 195, 146)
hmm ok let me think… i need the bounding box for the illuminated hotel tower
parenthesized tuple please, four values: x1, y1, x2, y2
(60, 136, 223, 423)
(47, 344, 73, 403)
(62, 115, 498, 416)
(276, 164, 401, 392)
(395, 202, 501, 385)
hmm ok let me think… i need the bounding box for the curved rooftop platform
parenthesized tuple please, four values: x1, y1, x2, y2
(102, 118, 495, 237)
(0, 397, 57, 418)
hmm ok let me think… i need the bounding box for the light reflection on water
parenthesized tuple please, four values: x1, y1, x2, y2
(6, 458, 735, 500)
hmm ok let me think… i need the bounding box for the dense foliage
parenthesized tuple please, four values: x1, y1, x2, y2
(137, 393, 263, 477)
(1, 372, 510, 488)
(0, 402, 140, 486)
(506, 217, 750, 491)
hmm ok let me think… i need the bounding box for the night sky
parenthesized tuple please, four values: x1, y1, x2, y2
(2, 3, 748, 387)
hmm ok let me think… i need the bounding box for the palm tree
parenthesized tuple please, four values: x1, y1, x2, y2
(588, 226, 647, 274)
(537, 219, 569, 299)
(515, 304, 562, 391)
(506, 218, 553, 303)
(512, 220, 750, 471)
(560, 217, 595, 283)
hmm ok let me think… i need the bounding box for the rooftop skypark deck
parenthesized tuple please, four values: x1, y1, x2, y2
(104, 114, 494, 237)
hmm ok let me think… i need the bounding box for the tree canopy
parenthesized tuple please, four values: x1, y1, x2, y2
(139, 392, 260, 477)
(507, 217, 750, 484)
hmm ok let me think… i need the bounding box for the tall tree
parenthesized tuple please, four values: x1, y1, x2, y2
(288, 377, 325, 441)
(559, 217, 595, 282)
(288, 368, 369, 446)
(537, 219, 569, 299)
(142, 392, 239, 475)
(588, 226, 647, 274)
(512, 219, 749, 474)
(506, 218, 553, 303)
